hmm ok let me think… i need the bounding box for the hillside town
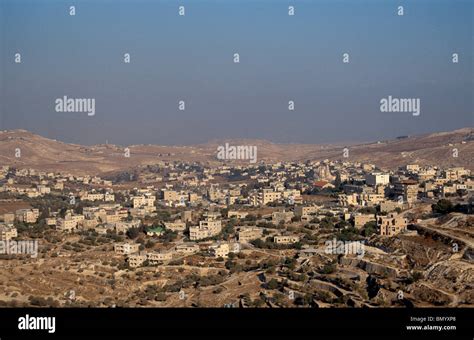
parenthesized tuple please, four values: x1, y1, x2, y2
(0, 160, 473, 307)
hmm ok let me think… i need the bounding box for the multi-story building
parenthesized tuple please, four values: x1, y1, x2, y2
(132, 195, 156, 208)
(175, 243, 200, 254)
(378, 212, 407, 236)
(15, 209, 40, 224)
(394, 179, 419, 203)
(114, 242, 140, 255)
(0, 224, 17, 240)
(272, 211, 294, 224)
(353, 214, 376, 229)
(262, 189, 282, 205)
(209, 243, 230, 258)
(147, 251, 173, 263)
(365, 172, 390, 187)
(237, 227, 263, 243)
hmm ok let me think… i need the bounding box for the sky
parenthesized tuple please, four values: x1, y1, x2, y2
(0, 0, 473, 146)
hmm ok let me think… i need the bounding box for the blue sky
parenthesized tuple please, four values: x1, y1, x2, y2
(0, 0, 472, 145)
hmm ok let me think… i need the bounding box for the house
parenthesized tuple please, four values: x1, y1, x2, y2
(114, 242, 140, 255)
(0, 224, 17, 240)
(378, 212, 407, 236)
(237, 227, 263, 243)
(314, 181, 335, 190)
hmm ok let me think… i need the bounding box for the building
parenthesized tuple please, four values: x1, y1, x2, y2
(147, 251, 173, 263)
(181, 210, 193, 222)
(2, 213, 15, 224)
(294, 205, 320, 219)
(209, 243, 230, 258)
(228, 210, 249, 219)
(353, 214, 376, 229)
(15, 209, 40, 224)
(164, 221, 186, 232)
(0, 224, 17, 240)
(115, 220, 140, 234)
(394, 179, 419, 203)
(262, 189, 282, 205)
(237, 227, 263, 243)
(365, 172, 390, 187)
(128, 253, 147, 267)
(378, 213, 407, 236)
(56, 218, 77, 232)
(175, 243, 200, 254)
(132, 195, 156, 208)
(162, 190, 180, 202)
(272, 211, 294, 224)
(314, 180, 335, 190)
(114, 242, 140, 255)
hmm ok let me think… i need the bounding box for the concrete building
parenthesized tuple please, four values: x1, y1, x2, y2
(353, 214, 376, 229)
(365, 172, 390, 187)
(209, 243, 230, 258)
(0, 224, 17, 240)
(237, 227, 263, 243)
(378, 213, 407, 236)
(15, 209, 40, 224)
(114, 242, 140, 255)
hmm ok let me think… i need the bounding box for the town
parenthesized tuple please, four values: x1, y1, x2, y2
(0, 159, 472, 308)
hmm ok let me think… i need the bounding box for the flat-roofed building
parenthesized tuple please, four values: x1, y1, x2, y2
(114, 242, 140, 255)
(365, 172, 389, 187)
(394, 179, 419, 203)
(272, 211, 294, 224)
(15, 209, 40, 224)
(2, 213, 15, 224)
(262, 189, 281, 205)
(353, 214, 376, 229)
(237, 227, 263, 243)
(56, 218, 77, 232)
(294, 205, 320, 218)
(164, 221, 186, 232)
(147, 251, 172, 263)
(0, 224, 17, 240)
(378, 213, 407, 236)
(175, 243, 200, 254)
(228, 210, 248, 219)
(209, 243, 230, 258)
(128, 253, 147, 267)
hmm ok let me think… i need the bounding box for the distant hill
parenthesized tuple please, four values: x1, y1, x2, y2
(0, 128, 472, 175)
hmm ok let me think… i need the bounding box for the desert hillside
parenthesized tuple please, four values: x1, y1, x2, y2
(0, 128, 472, 175)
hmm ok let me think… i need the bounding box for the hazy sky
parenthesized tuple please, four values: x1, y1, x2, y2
(1, 0, 473, 146)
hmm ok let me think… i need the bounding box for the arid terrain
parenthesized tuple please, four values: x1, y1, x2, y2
(0, 128, 473, 176)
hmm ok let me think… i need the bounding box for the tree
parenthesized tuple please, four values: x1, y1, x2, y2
(361, 221, 377, 237)
(126, 227, 140, 239)
(431, 199, 453, 215)
(267, 278, 279, 290)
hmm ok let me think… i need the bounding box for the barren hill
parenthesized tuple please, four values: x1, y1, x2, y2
(0, 128, 472, 175)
